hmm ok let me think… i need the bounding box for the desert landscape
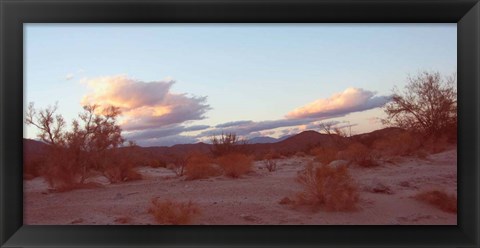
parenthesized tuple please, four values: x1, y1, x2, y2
(24, 127, 457, 225)
(23, 25, 457, 225)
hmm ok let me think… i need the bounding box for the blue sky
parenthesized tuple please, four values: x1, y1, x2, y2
(24, 24, 457, 146)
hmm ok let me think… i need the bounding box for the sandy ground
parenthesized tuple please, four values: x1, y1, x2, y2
(24, 148, 457, 225)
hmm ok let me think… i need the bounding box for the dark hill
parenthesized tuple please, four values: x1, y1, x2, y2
(350, 127, 406, 147)
(23, 127, 405, 164)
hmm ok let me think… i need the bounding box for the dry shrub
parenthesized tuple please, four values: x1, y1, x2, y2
(265, 150, 281, 160)
(41, 147, 86, 190)
(414, 190, 457, 213)
(294, 163, 359, 211)
(43, 164, 106, 192)
(261, 151, 279, 171)
(422, 136, 450, 154)
(103, 161, 142, 183)
(263, 159, 278, 172)
(373, 132, 421, 157)
(170, 155, 189, 177)
(147, 159, 167, 168)
(341, 143, 379, 167)
(310, 147, 338, 165)
(210, 133, 248, 157)
(216, 153, 253, 178)
(101, 159, 142, 183)
(24, 156, 45, 180)
(185, 153, 221, 180)
(148, 198, 201, 225)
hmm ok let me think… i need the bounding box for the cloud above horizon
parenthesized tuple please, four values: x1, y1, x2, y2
(124, 124, 210, 141)
(285, 87, 391, 119)
(80, 81, 389, 146)
(194, 87, 389, 140)
(81, 75, 211, 131)
(134, 134, 200, 147)
(197, 117, 317, 138)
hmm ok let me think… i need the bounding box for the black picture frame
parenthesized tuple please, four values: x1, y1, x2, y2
(1, 0, 479, 247)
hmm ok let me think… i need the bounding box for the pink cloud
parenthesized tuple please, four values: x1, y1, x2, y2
(81, 75, 211, 131)
(285, 87, 390, 119)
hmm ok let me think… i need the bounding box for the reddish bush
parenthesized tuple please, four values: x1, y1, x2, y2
(147, 159, 167, 168)
(25, 103, 138, 191)
(373, 132, 421, 156)
(341, 143, 379, 167)
(294, 163, 359, 211)
(414, 190, 457, 213)
(210, 133, 248, 157)
(103, 155, 142, 183)
(422, 136, 450, 154)
(41, 147, 85, 190)
(310, 147, 338, 165)
(169, 155, 189, 177)
(148, 198, 201, 225)
(103, 166, 142, 183)
(264, 150, 281, 160)
(216, 153, 253, 178)
(24, 156, 45, 180)
(185, 153, 221, 180)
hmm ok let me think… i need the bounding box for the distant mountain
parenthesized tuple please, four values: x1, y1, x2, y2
(248, 136, 278, 144)
(23, 127, 408, 164)
(247, 134, 294, 144)
(24, 139, 48, 156)
(277, 134, 293, 142)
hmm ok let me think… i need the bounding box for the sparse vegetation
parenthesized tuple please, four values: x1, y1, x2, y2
(103, 156, 142, 183)
(25, 102, 140, 190)
(318, 121, 352, 138)
(310, 147, 338, 165)
(210, 133, 247, 157)
(146, 159, 167, 168)
(341, 143, 379, 167)
(293, 163, 359, 211)
(372, 131, 421, 157)
(216, 153, 253, 178)
(170, 155, 189, 177)
(263, 159, 278, 172)
(262, 151, 279, 172)
(185, 153, 221, 180)
(414, 190, 457, 213)
(383, 71, 457, 139)
(422, 135, 450, 154)
(148, 198, 201, 225)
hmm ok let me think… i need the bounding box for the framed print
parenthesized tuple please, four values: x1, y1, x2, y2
(1, 0, 479, 247)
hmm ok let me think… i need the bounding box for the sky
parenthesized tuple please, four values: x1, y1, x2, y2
(24, 24, 457, 147)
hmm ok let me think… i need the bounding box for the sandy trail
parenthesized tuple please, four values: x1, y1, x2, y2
(24, 148, 457, 225)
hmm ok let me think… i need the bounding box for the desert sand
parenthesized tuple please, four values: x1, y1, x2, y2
(24, 147, 457, 225)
